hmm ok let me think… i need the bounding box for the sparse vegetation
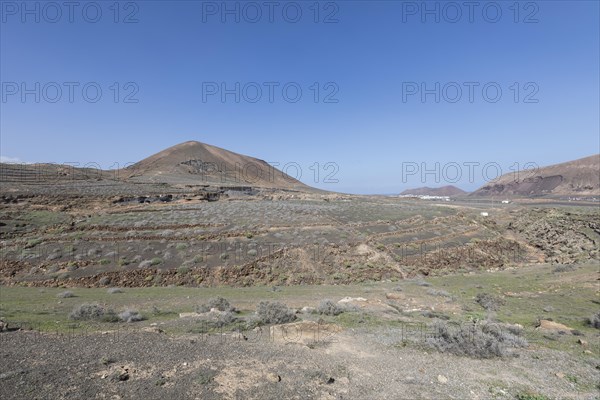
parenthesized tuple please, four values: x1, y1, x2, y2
(197, 369, 218, 385)
(426, 321, 528, 358)
(2, 173, 599, 399)
(177, 266, 190, 274)
(553, 264, 577, 273)
(256, 301, 296, 324)
(66, 264, 78, 272)
(196, 297, 235, 313)
(1, 9, 599, 395)
(100, 356, 116, 366)
(565, 374, 578, 384)
(98, 277, 111, 286)
(421, 310, 450, 320)
(515, 392, 551, 400)
(317, 299, 344, 316)
(0, 241, 598, 398)
(475, 293, 505, 311)
(588, 312, 600, 329)
(69, 304, 119, 322)
(25, 238, 43, 248)
(214, 311, 236, 327)
(118, 309, 144, 323)
(427, 288, 451, 298)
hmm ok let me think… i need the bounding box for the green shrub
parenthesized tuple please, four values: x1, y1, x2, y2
(151, 258, 163, 265)
(177, 266, 190, 275)
(25, 238, 43, 248)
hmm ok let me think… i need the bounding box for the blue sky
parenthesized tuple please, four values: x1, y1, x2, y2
(1, 0, 598, 194)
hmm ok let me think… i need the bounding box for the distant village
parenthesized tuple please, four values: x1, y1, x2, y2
(397, 194, 453, 201)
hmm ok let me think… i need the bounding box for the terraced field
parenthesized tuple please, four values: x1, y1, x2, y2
(1, 181, 599, 400)
(2, 193, 598, 288)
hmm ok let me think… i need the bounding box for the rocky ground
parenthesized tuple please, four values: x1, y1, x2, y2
(1, 184, 599, 399)
(1, 190, 598, 288)
(1, 263, 599, 400)
(1, 324, 598, 400)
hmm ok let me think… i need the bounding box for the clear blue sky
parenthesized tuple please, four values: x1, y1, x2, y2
(1, 0, 598, 194)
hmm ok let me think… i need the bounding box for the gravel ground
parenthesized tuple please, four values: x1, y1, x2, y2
(1, 327, 598, 400)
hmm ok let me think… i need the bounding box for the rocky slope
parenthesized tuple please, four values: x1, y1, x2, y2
(471, 154, 599, 197)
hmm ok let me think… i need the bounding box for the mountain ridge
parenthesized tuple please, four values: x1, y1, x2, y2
(400, 185, 467, 196)
(471, 154, 599, 197)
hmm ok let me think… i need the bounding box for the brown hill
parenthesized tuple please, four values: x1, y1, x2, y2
(0, 162, 111, 183)
(400, 185, 466, 196)
(124, 141, 313, 191)
(471, 154, 600, 197)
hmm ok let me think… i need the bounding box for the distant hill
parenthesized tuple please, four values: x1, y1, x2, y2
(471, 154, 600, 197)
(0, 141, 318, 192)
(124, 141, 314, 191)
(400, 185, 466, 196)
